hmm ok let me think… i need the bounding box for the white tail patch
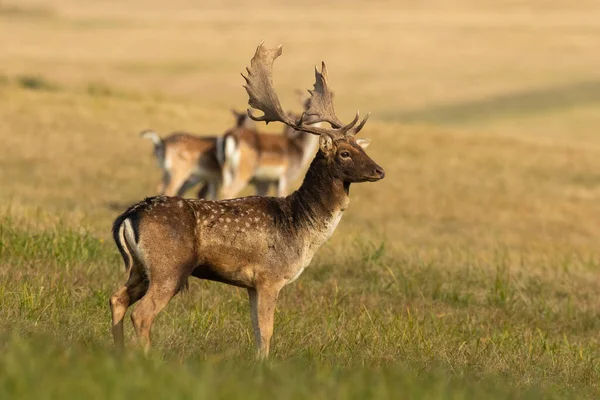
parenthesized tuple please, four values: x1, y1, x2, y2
(140, 130, 162, 146)
(223, 135, 240, 187)
(117, 221, 133, 271)
(122, 218, 150, 279)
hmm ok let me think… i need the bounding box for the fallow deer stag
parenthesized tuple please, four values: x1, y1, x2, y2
(109, 42, 384, 359)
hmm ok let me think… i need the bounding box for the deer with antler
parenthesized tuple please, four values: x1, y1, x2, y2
(109, 42, 385, 359)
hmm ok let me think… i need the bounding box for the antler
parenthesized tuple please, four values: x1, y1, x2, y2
(242, 41, 369, 137)
(304, 62, 344, 128)
(242, 43, 294, 126)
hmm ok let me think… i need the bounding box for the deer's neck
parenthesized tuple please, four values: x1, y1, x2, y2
(288, 151, 349, 235)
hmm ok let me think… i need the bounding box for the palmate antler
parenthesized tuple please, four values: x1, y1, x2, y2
(242, 41, 369, 137)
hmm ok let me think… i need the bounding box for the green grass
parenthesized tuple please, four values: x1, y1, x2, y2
(0, 336, 582, 400)
(1, 217, 598, 398)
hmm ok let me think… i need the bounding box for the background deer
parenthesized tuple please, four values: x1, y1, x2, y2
(140, 113, 255, 199)
(220, 102, 321, 199)
(109, 42, 384, 359)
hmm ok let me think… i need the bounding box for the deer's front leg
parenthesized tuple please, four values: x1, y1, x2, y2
(248, 285, 281, 360)
(276, 176, 288, 197)
(157, 171, 170, 195)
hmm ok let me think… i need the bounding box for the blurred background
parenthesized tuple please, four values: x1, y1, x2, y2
(3, 0, 600, 249)
(1, 1, 600, 397)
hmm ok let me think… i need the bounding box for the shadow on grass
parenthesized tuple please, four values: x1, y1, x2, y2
(0, 3, 55, 18)
(384, 79, 600, 124)
(16, 75, 60, 91)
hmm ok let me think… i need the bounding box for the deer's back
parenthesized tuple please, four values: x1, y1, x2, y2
(162, 133, 220, 173)
(116, 196, 311, 288)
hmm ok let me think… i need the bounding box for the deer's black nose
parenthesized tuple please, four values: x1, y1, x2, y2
(374, 167, 385, 179)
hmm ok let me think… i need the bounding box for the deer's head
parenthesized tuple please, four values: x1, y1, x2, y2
(242, 42, 385, 184)
(230, 109, 256, 130)
(319, 135, 384, 183)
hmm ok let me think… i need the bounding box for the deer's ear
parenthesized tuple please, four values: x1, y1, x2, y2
(356, 138, 371, 149)
(240, 116, 255, 129)
(319, 134, 334, 154)
(231, 109, 242, 117)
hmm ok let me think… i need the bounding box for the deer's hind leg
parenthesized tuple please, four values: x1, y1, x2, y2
(110, 265, 149, 350)
(254, 181, 271, 196)
(124, 210, 197, 354)
(129, 248, 195, 354)
(130, 276, 185, 354)
(197, 180, 221, 200)
(157, 170, 170, 195)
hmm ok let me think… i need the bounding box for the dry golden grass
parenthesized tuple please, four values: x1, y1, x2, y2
(2, 0, 600, 397)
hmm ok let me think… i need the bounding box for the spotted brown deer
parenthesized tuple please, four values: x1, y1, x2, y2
(140, 113, 255, 199)
(109, 42, 385, 359)
(220, 103, 320, 199)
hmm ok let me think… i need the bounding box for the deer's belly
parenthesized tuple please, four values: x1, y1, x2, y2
(254, 164, 286, 180)
(192, 263, 255, 289)
(191, 165, 221, 180)
(285, 266, 305, 286)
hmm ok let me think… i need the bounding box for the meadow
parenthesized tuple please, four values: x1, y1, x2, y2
(1, 0, 600, 398)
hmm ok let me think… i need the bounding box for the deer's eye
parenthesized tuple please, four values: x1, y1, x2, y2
(340, 151, 351, 159)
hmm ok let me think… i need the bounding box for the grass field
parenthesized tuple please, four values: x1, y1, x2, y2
(2, 0, 600, 398)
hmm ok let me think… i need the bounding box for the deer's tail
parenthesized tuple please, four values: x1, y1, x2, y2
(140, 130, 166, 168)
(112, 212, 143, 274)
